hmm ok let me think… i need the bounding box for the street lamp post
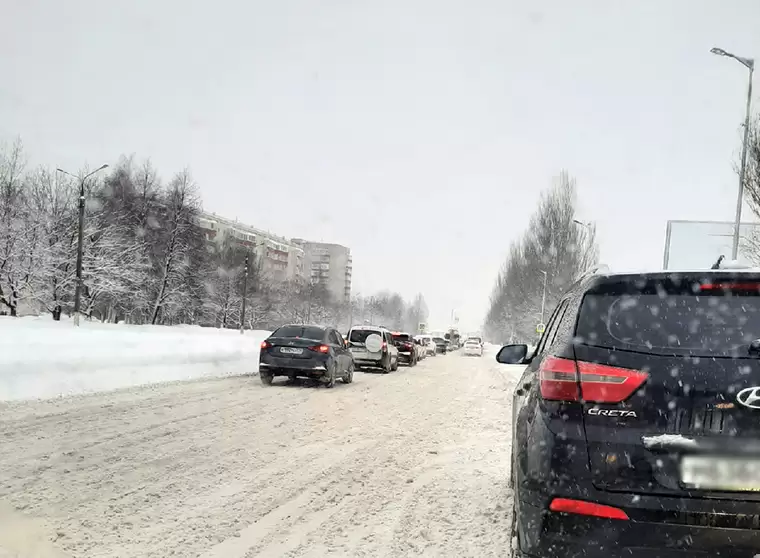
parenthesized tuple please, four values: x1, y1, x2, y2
(711, 47, 755, 260)
(240, 254, 249, 334)
(56, 164, 109, 326)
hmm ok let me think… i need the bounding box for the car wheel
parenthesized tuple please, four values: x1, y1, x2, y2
(343, 362, 354, 384)
(325, 363, 336, 388)
(391, 357, 398, 371)
(260, 371, 273, 386)
(381, 357, 390, 374)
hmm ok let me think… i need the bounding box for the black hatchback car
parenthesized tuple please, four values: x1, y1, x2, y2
(497, 270, 760, 557)
(259, 324, 354, 387)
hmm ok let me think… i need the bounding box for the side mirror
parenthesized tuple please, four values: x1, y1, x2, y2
(496, 344, 529, 365)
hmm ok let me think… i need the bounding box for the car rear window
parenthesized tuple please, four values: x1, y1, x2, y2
(433, 337, 445, 343)
(349, 329, 381, 343)
(392, 334, 411, 341)
(272, 325, 325, 340)
(577, 292, 760, 357)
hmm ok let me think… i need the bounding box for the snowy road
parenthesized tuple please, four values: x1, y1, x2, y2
(0, 350, 521, 558)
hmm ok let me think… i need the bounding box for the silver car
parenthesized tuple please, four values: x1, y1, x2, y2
(346, 326, 399, 373)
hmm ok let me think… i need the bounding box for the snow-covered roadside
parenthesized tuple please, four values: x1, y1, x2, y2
(0, 316, 269, 401)
(0, 348, 515, 558)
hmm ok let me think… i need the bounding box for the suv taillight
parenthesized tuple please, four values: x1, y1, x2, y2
(539, 357, 648, 403)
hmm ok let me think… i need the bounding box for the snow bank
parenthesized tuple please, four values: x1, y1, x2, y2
(0, 316, 270, 401)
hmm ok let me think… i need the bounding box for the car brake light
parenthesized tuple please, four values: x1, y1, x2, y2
(539, 357, 648, 403)
(700, 282, 760, 291)
(310, 344, 330, 353)
(578, 361, 649, 403)
(261, 340, 271, 349)
(382, 341, 387, 350)
(549, 498, 628, 520)
(539, 357, 580, 401)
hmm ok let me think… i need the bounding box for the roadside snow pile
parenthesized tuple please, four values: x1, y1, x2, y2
(0, 316, 270, 401)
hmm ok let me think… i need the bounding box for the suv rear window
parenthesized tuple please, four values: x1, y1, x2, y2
(577, 292, 760, 357)
(392, 334, 411, 342)
(349, 329, 382, 343)
(272, 325, 325, 340)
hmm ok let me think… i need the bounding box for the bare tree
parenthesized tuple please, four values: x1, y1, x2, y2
(149, 169, 203, 324)
(484, 171, 599, 343)
(26, 167, 78, 319)
(0, 139, 41, 316)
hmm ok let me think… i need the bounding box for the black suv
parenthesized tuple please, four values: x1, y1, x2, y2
(497, 270, 760, 557)
(259, 324, 354, 387)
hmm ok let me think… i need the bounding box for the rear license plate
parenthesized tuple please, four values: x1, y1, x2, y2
(681, 456, 760, 491)
(280, 347, 303, 355)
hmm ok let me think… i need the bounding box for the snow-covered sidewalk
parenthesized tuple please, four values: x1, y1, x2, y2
(0, 316, 269, 401)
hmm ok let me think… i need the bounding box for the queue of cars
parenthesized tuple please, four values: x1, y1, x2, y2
(259, 323, 457, 387)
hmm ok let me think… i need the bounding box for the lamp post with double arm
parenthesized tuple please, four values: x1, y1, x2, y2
(56, 164, 109, 326)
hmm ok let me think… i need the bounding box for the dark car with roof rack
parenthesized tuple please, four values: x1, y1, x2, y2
(498, 266, 760, 557)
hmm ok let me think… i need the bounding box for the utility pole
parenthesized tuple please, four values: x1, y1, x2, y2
(539, 270, 548, 324)
(710, 47, 755, 259)
(56, 164, 109, 326)
(240, 254, 249, 334)
(306, 280, 315, 323)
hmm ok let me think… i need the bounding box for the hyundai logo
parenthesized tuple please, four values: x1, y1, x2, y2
(736, 387, 760, 409)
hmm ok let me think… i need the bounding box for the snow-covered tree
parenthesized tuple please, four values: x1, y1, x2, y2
(484, 171, 599, 343)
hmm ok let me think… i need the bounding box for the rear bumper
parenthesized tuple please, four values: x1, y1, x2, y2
(353, 357, 385, 367)
(398, 351, 414, 362)
(259, 355, 328, 374)
(518, 488, 760, 557)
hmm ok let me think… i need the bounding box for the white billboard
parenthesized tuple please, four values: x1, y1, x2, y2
(663, 220, 760, 270)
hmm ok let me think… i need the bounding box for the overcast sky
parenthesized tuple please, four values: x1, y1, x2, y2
(3, 0, 760, 331)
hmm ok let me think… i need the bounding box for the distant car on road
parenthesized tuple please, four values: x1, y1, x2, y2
(259, 325, 354, 387)
(414, 337, 427, 360)
(432, 336, 448, 354)
(346, 325, 399, 373)
(463, 338, 483, 356)
(415, 335, 438, 357)
(391, 332, 419, 366)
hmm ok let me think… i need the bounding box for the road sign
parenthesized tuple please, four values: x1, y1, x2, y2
(418, 323, 427, 333)
(536, 323, 546, 334)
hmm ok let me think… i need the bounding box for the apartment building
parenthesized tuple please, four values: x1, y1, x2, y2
(293, 240, 352, 302)
(197, 212, 304, 282)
